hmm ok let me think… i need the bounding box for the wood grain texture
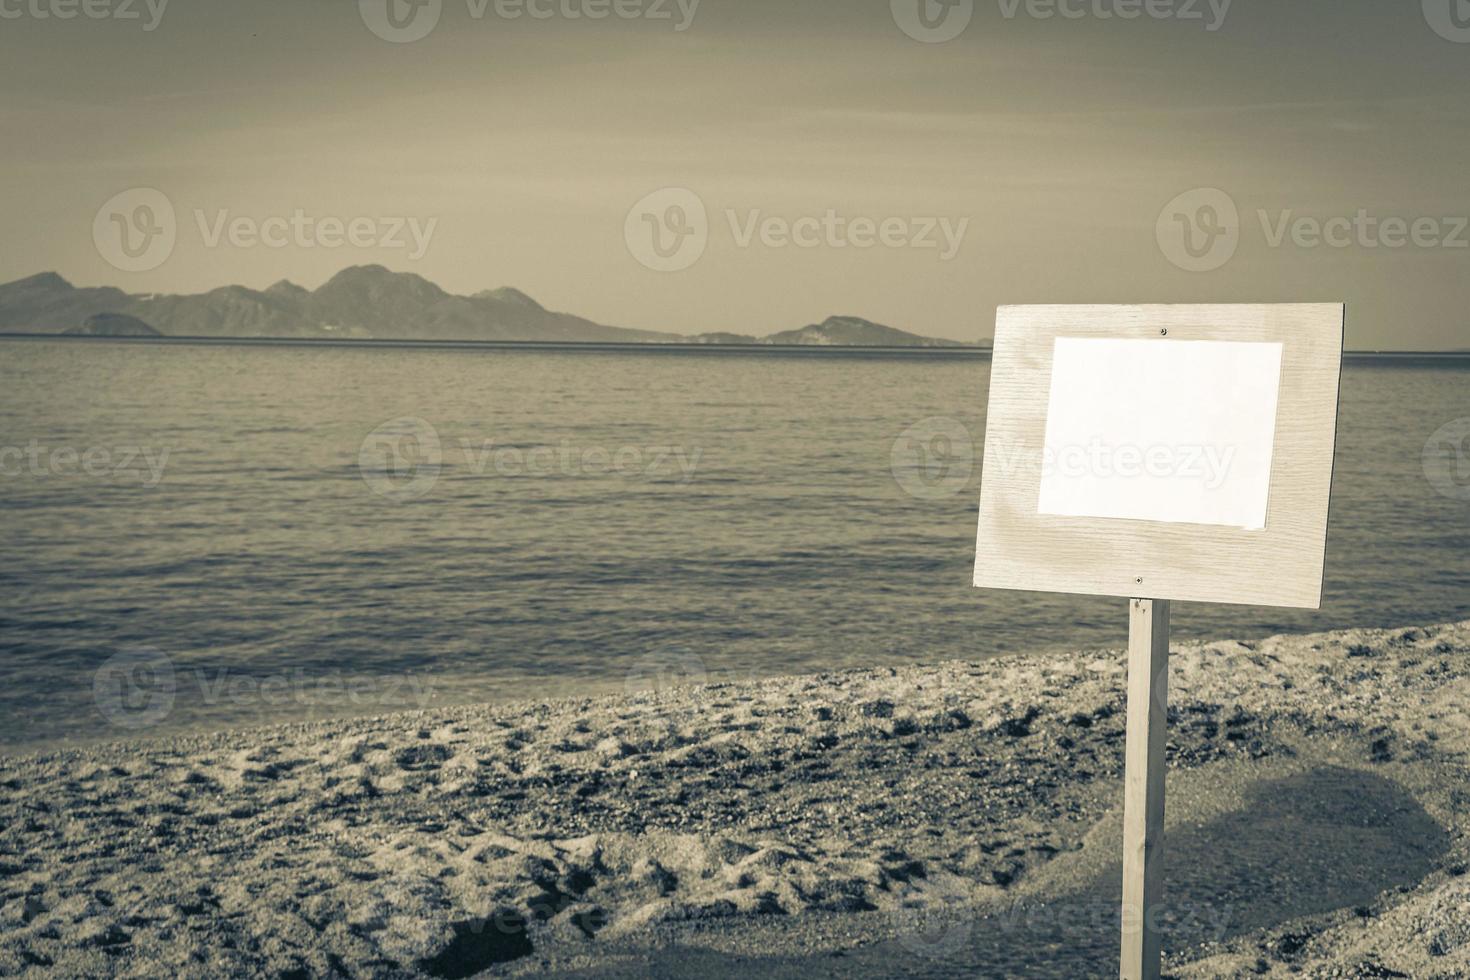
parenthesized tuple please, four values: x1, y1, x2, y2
(972, 304, 1344, 608)
(1120, 597, 1170, 980)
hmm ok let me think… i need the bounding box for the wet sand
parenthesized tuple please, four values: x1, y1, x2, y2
(2, 620, 1467, 978)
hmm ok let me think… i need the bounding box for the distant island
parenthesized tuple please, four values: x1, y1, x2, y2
(62, 312, 162, 337)
(0, 267, 982, 348)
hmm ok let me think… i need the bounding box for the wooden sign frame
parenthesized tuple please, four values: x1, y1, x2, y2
(973, 304, 1344, 608)
(971, 303, 1344, 980)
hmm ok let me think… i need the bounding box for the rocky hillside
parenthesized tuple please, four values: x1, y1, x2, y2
(762, 315, 966, 347)
(0, 269, 966, 347)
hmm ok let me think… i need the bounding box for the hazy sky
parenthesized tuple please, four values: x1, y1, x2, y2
(2, 0, 1468, 347)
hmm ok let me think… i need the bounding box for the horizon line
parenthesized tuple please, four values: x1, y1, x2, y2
(3, 333, 1469, 360)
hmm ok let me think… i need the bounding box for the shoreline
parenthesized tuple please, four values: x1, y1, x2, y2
(3, 619, 1468, 977)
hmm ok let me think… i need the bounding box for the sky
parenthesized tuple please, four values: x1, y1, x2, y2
(1, 0, 1468, 347)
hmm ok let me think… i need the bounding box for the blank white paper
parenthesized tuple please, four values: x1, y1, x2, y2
(1036, 337, 1284, 530)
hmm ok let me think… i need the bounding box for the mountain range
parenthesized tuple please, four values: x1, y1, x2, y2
(0, 267, 971, 347)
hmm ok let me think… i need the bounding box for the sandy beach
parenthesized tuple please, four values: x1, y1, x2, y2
(2, 619, 1468, 979)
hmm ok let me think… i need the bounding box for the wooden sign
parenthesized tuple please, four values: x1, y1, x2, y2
(974, 304, 1344, 608)
(971, 303, 1344, 980)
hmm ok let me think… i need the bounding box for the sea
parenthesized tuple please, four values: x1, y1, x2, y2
(1, 339, 1467, 752)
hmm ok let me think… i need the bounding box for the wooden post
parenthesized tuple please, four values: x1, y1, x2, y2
(1120, 597, 1170, 980)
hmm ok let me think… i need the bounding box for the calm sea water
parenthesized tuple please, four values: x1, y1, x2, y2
(1, 340, 1467, 751)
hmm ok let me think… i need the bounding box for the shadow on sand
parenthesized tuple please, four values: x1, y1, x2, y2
(557, 765, 1448, 979)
